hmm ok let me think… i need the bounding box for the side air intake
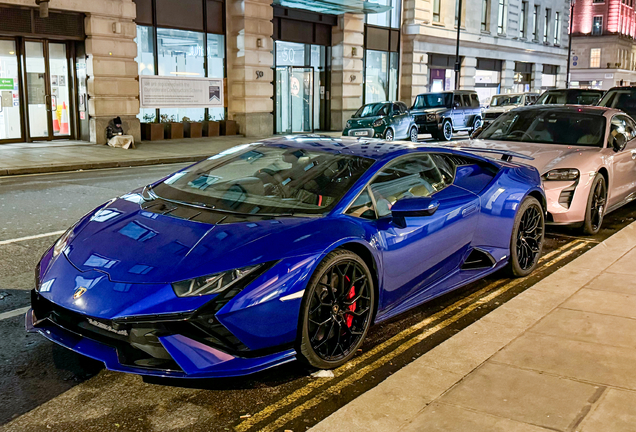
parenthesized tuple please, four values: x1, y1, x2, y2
(461, 248, 496, 270)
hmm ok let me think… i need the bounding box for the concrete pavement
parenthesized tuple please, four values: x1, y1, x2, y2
(311, 221, 636, 432)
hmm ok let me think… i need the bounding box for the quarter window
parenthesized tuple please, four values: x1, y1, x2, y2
(346, 187, 377, 219)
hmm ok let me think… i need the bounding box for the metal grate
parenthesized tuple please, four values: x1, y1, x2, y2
(34, 11, 84, 38)
(0, 7, 32, 33)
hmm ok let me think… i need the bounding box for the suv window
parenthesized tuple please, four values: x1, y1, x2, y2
(369, 154, 453, 218)
(461, 95, 471, 108)
(453, 94, 463, 108)
(576, 92, 603, 105)
(470, 94, 480, 107)
(599, 89, 636, 115)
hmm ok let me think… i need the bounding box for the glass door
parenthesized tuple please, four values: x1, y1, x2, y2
(275, 66, 314, 134)
(0, 39, 22, 143)
(24, 40, 72, 141)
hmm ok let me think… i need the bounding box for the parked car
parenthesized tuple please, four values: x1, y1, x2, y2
(483, 93, 539, 124)
(597, 86, 636, 119)
(535, 88, 604, 105)
(343, 101, 418, 141)
(457, 105, 636, 234)
(410, 90, 482, 141)
(28, 137, 545, 378)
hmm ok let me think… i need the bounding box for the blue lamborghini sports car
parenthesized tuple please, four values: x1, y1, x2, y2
(28, 136, 546, 378)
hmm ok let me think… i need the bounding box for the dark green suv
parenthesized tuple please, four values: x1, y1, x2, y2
(343, 101, 419, 141)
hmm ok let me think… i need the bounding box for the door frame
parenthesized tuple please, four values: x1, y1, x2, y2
(274, 65, 315, 134)
(21, 38, 76, 142)
(0, 36, 26, 144)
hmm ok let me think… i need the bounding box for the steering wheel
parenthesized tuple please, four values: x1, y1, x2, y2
(257, 168, 290, 198)
(507, 130, 534, 141)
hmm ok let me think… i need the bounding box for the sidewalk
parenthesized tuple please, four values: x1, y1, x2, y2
(311, 222, 636, 432)
(0, 132, 342, 177)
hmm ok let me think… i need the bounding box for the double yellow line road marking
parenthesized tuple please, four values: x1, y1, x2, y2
(236, 239, 591, 432)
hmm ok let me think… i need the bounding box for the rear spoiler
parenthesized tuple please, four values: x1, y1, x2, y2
(439, 146, 534, 162)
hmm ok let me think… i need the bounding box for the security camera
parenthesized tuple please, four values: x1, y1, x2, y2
(35, 0, 50, 18)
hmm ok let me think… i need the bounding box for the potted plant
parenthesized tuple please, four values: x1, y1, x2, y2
(220, 118, 238, 136)
(182, 116, 203, 138)
(202, 113, 220, 137)
(140, 113, 164, 141)
(162, 114, 184, 139)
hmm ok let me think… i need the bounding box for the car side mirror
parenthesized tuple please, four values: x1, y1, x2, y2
(612, 132, 629, 152)
(471, 126, 484, 139)
(391, 197, 440, 227)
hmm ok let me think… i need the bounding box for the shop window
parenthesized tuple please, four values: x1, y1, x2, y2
(365, 50, 389, 103)
(207, 33, 225, 121)
(366, 0, 401, 29)
(136, 26, 155, 76)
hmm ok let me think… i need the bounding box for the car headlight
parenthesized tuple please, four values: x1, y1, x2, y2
(543, 169, 580, 181)
(426, 113, 437, 122)
(52, 228, 73, 258)
(372, 118, 384, 127)
(172, 264, 263, 297)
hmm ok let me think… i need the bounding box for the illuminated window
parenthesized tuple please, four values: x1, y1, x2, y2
(592, 16, 603, 35)
(590, 48, 601, 68)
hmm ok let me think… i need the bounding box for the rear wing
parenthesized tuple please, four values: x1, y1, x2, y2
(438, 146, 534, 162)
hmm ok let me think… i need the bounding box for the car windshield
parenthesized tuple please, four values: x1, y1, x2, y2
(490, 95, 522, 107)
(598, 89, 636, 115)
(536, 90, 602, 105)
(480, 110, 606, 147)
(353, 103, 389, 118)
(412, 93, 452, 109)
(150, 145, 374, 216)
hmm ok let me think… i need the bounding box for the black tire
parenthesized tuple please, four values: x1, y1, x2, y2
(440, 119, 453, 141)
(507, 196, 544, 277)
(582, 174, 607, 235)
(298, 250, 375, 369)
(384, 128, 394, 141)
(409, 126, 419, 142)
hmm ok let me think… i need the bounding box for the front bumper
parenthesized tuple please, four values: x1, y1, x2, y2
(26, 294, 296, 378)
(543, 179, 589, 225)
(344, 127, 382, 138)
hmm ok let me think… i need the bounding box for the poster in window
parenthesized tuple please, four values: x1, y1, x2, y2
(51, 75, 58, 86)
(140, 76, 224, 109)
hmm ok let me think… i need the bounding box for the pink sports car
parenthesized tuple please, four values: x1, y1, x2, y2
(453, 105, 636, 234)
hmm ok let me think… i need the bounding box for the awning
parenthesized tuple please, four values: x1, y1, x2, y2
(272, 0, 392, 15)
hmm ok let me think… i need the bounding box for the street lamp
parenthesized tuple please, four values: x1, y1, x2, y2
(454, 0, 463, 90)
(565, 0, 575, 89)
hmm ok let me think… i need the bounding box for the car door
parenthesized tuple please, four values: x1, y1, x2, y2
(391, 103, 408, 138)
(608, 114, 636, 206)
(452, 93, 465, 129)
(365, 154, 480, 315)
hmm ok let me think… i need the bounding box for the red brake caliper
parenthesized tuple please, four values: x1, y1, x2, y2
(345, 276, 356, 328)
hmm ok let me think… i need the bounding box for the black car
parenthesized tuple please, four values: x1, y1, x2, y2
(410, 90, 482, 141)
(597, 86, 636, 118)
(535, 88, 604, 105)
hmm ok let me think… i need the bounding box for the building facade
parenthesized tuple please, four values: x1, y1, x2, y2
(570, 0, 636, 90)
(0, 0, 570, 144)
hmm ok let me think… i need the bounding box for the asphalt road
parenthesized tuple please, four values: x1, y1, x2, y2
(1, 153, 635, 431)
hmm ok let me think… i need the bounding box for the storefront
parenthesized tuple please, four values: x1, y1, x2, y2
(428, 54, 459, 92)
(541, 64, 558, 90)
(0, 6, 85, 144)
(475, 58, 502, 106)
(133, 0, 226, 124)
(363, 25, 400, 104)
(513, 62, 533, 93)
(272, 7, 335, 134)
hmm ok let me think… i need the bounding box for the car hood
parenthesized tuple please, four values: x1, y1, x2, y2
(411, 107, 448, 115)
(63, 196, 334, 284)
(485, 106, 517, 114)
(454, 139, 601, 174)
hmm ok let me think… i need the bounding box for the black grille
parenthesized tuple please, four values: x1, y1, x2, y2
(558, 185, 576, 209)
(484, 112, 502, 120)
(0, 7, 32, 33)
(34, 11, 84, 38)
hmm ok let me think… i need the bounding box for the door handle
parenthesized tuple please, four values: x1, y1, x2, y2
(44, 95, 51, 111)
(631, 150, 636, 160)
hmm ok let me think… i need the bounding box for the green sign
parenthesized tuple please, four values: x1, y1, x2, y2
(0, 78, 13, 90)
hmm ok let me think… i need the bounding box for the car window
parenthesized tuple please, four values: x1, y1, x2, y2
(398, 102, 408, 113)
(470, 94, 480, 107)
(369, 154, 451, 218)
(345, 187, 377, 219)
(599, 89, 636, 114)
(392, 103, 401, 115)
(453, 94, 463, 107)
(610, 115, 636, 148)
(461, 95, 471, 108)
(576, 92, 603, 105)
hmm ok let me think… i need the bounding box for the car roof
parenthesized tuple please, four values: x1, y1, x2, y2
(257, 135, 457, 160)
(416, 90, 476, 95)
(542, 88, 603, 94)
(509, 105, 618, 116)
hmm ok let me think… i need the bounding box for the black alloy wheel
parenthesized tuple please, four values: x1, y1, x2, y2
(299, 250, 375, 369)
(583, 174, 607, 235)
(384, 128, 394, 141)
(410, 127, 419, 142)
(507, 196, 544, 277)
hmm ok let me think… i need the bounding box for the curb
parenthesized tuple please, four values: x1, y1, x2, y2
(1, 155, 210, 177)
